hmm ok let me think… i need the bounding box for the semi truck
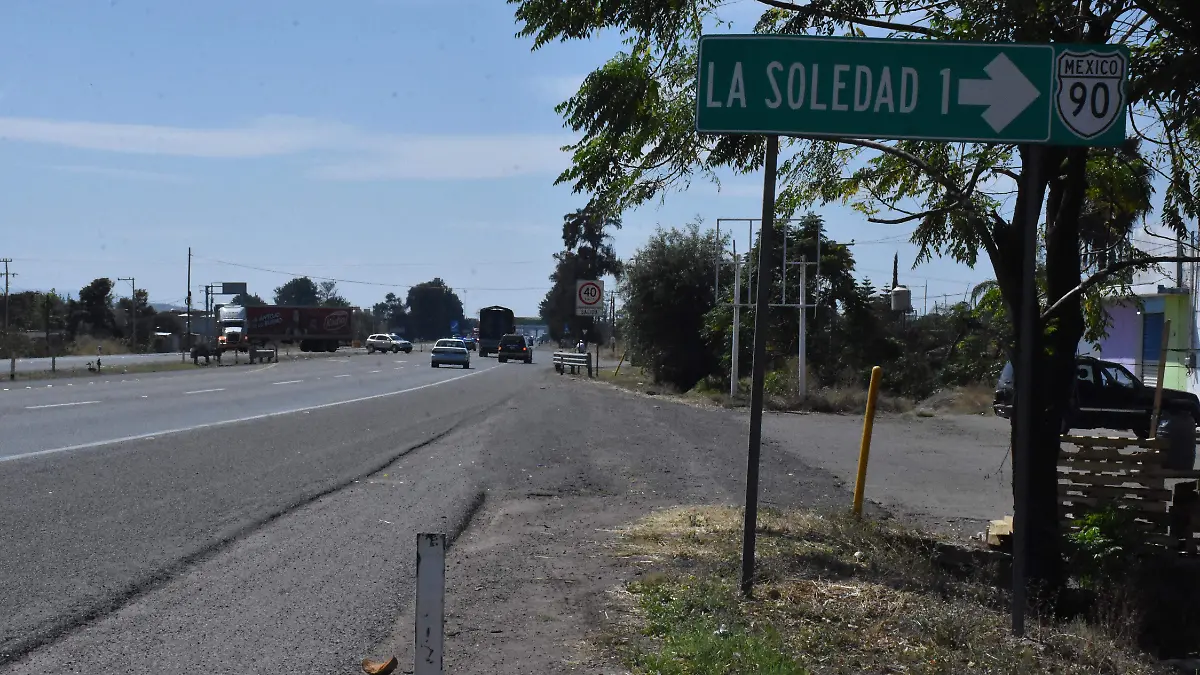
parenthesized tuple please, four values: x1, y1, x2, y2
(194, 304, 353, 363)
(477, 306, 515, 357)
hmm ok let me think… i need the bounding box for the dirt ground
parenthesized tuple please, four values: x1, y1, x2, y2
(367, 374, 992, 673)
(763, 410, 1014, 537)
(367, 374, 873, 672)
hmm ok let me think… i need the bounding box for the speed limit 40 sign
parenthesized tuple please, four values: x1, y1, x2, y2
(575, 280, 604, 317)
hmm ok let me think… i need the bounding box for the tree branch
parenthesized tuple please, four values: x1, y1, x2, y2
(1130, 1, 1192, 40)
(834, 138, 967, 199)
(868, 205, 953, 225)
(752, 0, 950, 38)
(1042, 255, 1200, 321)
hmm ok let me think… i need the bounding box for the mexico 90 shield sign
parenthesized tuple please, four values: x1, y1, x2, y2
(576, 280, 604, 317)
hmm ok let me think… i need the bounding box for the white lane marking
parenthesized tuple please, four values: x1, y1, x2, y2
(184, 388, 226, 395)
(333, 374, 351, 378)
(370, 370, 381, 373)
(247, 362, 278, 374)
(273, 380, 303, 385)
(2, 365, 500, 464)
(26, 401, 100, 410)
(394, 367, 404, 370)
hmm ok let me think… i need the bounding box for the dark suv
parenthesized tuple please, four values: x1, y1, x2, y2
(994, 355, 1200, 437)
(497, 333, 533, 364)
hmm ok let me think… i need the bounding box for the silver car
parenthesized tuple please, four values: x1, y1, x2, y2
(366, 334, 409, 354)
(431, 338, 470, 369)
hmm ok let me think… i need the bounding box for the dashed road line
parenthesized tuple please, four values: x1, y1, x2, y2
(184, 388, 226, 395)
(273, 379, 303, 385)
(333, 374, 351, 378)
(26, 401, 100, 410)
(2, 365, 499, 463)
(369, 370, 381, 373)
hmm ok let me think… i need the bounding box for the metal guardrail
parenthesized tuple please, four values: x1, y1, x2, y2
(552, 351, 593, 377)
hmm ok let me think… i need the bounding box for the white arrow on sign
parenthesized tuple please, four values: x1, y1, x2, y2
(957, 53, 1041, 133)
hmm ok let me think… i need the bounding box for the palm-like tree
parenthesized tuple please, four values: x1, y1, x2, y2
(1079, 138, 1155, 272)
(562, 207, 624, 279)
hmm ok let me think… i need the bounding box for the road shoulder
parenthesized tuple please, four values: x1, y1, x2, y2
(372, 370, 866, 674)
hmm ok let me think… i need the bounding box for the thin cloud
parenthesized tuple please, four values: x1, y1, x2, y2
(311, 134, 571, 181)
(530, 74, 586, 103)
(51, 164, 192, 184)
(0, 115, 573, 181)
(0, 115, 349, 158)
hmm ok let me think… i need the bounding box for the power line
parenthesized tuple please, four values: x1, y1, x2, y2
(194, 256, 551, 292)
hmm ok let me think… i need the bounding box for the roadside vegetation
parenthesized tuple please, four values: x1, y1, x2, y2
(513, 0, 1200, 602)
(604, 506, 1190, 674)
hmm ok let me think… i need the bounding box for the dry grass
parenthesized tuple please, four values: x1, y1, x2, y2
(597, 367, 915, 416)
(67, 337, 132, 357)
(918, 384, 997, 416)
(606, 506, 1166, 675)
(766, 385, 914, 415)
(6, 360, 199, 382)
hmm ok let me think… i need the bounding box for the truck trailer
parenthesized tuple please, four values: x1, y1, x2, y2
(245, 305, 354, 353)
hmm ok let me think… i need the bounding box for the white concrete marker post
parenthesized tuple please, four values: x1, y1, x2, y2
(415, 532, 446, 675)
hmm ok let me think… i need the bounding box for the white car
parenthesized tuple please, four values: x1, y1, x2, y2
(431, 338, 470, 369)
(366, 334, 411, 354)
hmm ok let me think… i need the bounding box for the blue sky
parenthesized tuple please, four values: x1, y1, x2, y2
(0, 0, 1011, 318)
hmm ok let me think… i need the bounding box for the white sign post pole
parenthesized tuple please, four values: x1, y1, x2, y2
(415, 533, 446, 675)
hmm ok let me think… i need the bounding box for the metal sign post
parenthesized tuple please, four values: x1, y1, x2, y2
(740, 135, 779, 597)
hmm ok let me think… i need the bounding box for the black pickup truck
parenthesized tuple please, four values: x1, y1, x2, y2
(994, 355, 1200, 438)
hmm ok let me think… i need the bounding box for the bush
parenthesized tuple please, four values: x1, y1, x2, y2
(620, 223, 725, 391)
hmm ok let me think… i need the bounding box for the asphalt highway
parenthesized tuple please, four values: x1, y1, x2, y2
(0, 349, 535, 666)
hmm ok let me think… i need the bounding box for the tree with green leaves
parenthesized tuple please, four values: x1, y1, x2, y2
(510, 0, 1200, 595)
(317, 280, 351, 307)
(231, 292, 266, 307)
(406, 278, 465, 340)
(622, 221, 726, 390)
(68, 278, 118, 339)
(541, 208, 625, 341)
(703, 212, 861, 385)
(273, 277, 321, 306)
(372, 292, 407, 334)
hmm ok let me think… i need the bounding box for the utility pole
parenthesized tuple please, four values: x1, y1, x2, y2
(43, 292, 55, 371)
(731, 243, 741, 397)
(185, 247, 192, 361)
(799, 256, 807, 398)
(1, 258, 15, 380)
(119, 277, 136, 353)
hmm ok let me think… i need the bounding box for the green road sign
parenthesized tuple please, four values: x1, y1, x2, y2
(696, 35, 1128, 146)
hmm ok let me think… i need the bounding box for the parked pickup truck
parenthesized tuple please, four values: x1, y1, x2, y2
(994, 355, 1200, 438)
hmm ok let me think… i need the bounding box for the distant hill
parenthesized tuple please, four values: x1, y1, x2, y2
(150, 302, 186, 312)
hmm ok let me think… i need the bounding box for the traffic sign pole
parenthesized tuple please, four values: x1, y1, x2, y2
(741, 134, 779, 598)
(1011, 145, 1042, 637)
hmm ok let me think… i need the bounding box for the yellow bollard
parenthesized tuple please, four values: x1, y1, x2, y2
(613, 349, 628, 377)
(852, 366, 882, 517)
